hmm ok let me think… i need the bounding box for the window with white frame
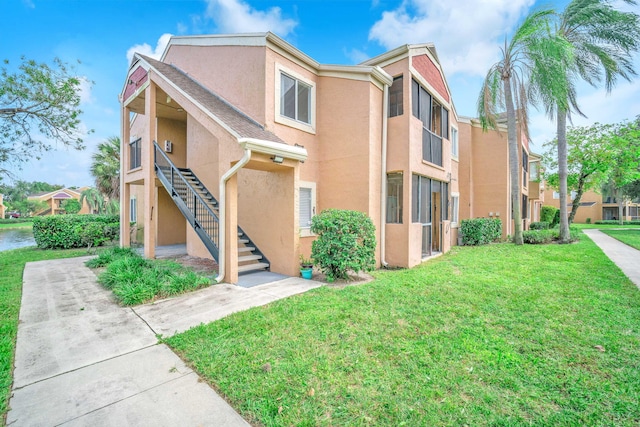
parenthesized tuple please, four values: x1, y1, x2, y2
(553, 191, 560, 199)
(281, 73, 311, 124)
(451, 127, 459, 158)
(299, 182, 316, 236)
(451, 193, 459, 225)
(275, 64, 315, 133)
(129, 197, 137, 223)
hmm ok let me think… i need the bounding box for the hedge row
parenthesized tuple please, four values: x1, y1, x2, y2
(33, 214, 119, 249)
(459, 218, 502, 246)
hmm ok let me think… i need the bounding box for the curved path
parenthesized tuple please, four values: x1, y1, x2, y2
(582, 229, 640, 289)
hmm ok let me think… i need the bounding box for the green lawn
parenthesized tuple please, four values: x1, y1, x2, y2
(0, 247, 89, 425)
(571, 223, 640, 229)
(0, 222, 32, 230)
(167, 237, 640, 426)
(600, 229, 640, 250)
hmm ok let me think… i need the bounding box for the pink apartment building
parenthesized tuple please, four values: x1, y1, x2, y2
(120, 32, 460, 282)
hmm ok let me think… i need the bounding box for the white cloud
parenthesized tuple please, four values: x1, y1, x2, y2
(78, 77, 93, 105)
(369, 0, 535, 76)
(344, 48, 370, 64)
(126, 33, 173, 64)
(527, 78, 640, 151)
(205, 0, 297, 36)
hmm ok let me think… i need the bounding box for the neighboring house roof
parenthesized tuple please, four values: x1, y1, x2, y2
(136, 54, 286, 145)
(52, 192, 72, 199)
(28, 188, 81, 200)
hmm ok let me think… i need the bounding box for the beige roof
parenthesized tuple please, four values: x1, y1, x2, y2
(139, 54, 285, 145)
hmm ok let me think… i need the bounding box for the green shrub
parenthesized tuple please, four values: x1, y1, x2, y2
(61, 199, 81, 214)
(459, 218, 502, 246)
(541, 206, 558, 224)
(551, 209, 561, 227)
(530, 221, 550, 230)
(523, 226, 581, 244)
(523, 229, 554, 244)
(85, 246, 137, 268)
(586, 218, 591, 224)
(594, 220, 640, 225)
(33, 214, 119, 249)
(88, 249, 210, 305)
(310, 209, 376, 282)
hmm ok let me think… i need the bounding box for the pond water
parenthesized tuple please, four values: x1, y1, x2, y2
(0, 227, 36, 252)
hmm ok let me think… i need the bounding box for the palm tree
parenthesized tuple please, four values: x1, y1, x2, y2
(90, 136, 120, 201)
(478, 9, 572, 244)
(80, 187, 104, 214)
(554, 0, 640, 242)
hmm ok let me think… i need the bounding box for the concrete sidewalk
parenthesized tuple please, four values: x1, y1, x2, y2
(583, 229, 640, 289)
(7, 256, 322, 426)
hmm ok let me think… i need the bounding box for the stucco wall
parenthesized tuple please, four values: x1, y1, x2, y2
(164, 45, 267, 124)
(238, 162, 297, 276)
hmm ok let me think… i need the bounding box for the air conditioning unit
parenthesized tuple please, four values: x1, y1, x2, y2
(164, 140, 173, 153)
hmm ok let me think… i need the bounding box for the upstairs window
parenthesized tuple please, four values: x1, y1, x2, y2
(129, 138, 141, 170)
(451, 127, 459, 158)
(281, 73, 311, 124)
(389, 76, 403, 117)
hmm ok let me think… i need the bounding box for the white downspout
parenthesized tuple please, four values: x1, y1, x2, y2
(380, 82, 389, 268)
(214, 148, 252, 284)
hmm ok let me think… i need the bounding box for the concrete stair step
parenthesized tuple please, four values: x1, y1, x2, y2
(238, 262, 270, 273)
(238, 254, 263, 263)
(238, 246, 255, 253)
(238, 238, 249, 244)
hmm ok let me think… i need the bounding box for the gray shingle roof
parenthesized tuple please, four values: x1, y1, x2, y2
(139, 54, 285, 144)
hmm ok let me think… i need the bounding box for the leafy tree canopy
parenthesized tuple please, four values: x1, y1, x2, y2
(0, 56, 92, 177)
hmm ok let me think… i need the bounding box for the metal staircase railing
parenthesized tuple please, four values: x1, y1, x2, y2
(153, 142, 270, 272)
(154, 142, 220, 260)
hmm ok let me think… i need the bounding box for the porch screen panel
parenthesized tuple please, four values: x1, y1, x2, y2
(432, 134, 443, 166)
(419, 86, 431, 128)
(420, 177, 431, 224)
(386, 173, 403, 223)
(411, 79, 420, 118)
(389, 76, 404, 117)
(422, 128, 432, 164)
(442, 108, 449, 139)
(412, 174, 420, 222)
(442, 182, 449, 221)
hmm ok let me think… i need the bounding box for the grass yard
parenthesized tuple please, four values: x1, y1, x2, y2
(571, 223, 640, 229)
(0, 247, 90, 425)
(600, 229, 640, 250)
(167, 237, 640, 426)
(0, 222, 32, 230)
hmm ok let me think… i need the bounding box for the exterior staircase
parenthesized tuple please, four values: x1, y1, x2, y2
(154, 142, 270, 274)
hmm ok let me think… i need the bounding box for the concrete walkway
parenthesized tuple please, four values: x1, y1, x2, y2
(583, 229, 640, 289)
(7, 256, 322, 426)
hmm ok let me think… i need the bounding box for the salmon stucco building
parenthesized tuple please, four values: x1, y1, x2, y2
(457, 116, 544, 238)
(543, 188, 640, 223)
(119, 32, 460, 283)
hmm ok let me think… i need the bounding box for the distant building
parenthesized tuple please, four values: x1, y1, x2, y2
(28, 187, 93, 216)
(543, 188, 640, 222)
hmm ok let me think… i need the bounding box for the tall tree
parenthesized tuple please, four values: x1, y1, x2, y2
(606, 119, 640, 224)
(80, 187, 104, 214)
(90, 136, 120, 201)
(553, 0, 640, 242)
(478, 9, 571, 244)
(0, 57, 91, 177)
(543, 122, 613, 223)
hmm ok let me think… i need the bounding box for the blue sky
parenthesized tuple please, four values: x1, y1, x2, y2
(2, 0, 639, 187)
